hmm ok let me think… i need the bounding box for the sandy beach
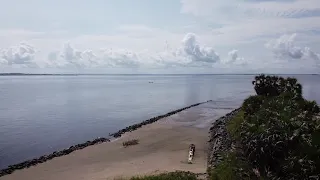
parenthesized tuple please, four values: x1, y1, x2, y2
(0, 102, 233, 180)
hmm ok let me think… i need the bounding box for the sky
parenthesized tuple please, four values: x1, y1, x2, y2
(1, 0, 320, 74)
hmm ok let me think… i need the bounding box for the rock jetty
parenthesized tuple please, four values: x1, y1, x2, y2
(110, 100, 213, 138)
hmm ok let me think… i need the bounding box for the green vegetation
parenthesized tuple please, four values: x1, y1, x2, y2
(252, 74, 302, 98)
(210, 74, 320, 180)
(115, 171, 198, 180)
(208, 153, 237, 180)
(208, 152, 258, 180)
(226, 110, 245, 140)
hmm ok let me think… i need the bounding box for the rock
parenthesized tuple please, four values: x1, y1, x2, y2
(4, 169, 13, 174)
(109, 100, 212, 138)
(207, 108, 240, 169)
(0, 136, 111, 177)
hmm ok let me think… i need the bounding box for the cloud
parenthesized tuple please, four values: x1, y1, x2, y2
(48, 43, 99, 68)
(98, 48, 141, 68)
(180, 0, 320, 47)
(0, 43, 36, 66)
(44, 33, 220, 69)
(265, 34, 304, 59)
(265, 33, 320, 65)
(47, 44, 156, 69)
(304, 47, 320, 62)
(223, 50, 247, 65)
(180, 0, 225, 17)
(244, 0, 320, 18)
(179, 33, 220, 63)
(180, 0, 320, 19)
(2, 32, 318, 72)
(228, 50, 239, 63)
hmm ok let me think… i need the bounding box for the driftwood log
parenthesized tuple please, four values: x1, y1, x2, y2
(188, 144, 195, 164)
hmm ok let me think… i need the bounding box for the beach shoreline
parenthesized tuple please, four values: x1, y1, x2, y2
(0, 100, 231, 180)
(0, 100, 213, 178)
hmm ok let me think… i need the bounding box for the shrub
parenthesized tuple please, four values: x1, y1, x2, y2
(252, 74, 302, 98)
(214, 75, 319, 179)
(226, 110, 245, 140)
(242, 95, 266, 118)
(209, 153, 237, 180)
(129, 171, 197, 180)
(240, 93, 320, 179)
(209, 152, 258, 180)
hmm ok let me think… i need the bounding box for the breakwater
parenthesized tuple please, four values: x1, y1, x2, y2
(110, 100, 213, 138)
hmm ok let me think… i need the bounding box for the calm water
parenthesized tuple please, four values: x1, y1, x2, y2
(0, 74, 319, 168)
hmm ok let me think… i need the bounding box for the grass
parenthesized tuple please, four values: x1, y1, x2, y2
(226, 110, 245, 140)
(122, 139, 139, 147)
(208, 152, 260, 180)
(208, 153, 237, 180)
(115, 171, 198, 180)
(208, 111, 262, 180)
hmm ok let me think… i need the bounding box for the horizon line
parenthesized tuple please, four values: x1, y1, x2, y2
(0, 73, 319, 76)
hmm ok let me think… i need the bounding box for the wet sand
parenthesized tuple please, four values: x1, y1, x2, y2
(1, 102, 233, 180)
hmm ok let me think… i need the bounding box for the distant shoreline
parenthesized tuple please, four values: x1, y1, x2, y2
(0, 73, 318, 76)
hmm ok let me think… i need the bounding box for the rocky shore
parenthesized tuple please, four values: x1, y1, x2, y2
(207, 108, 240, 169)
(0, 100, 212, 177)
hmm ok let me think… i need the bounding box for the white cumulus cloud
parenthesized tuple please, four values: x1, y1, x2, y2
(304, 47, 320, 62)
(98, 48, 141, 68)
(265, 34, 320, 65)
(1, 43, 36, 65)
(224, 49, 247, 65)
(179, 33, 220, 63)
(48, 43, 99, 68)
(44, 33, 221, 69)
(228, 50, 239, 64)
